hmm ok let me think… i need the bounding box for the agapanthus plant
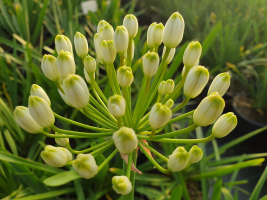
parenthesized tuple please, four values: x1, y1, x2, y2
(14, 12, 237, 199)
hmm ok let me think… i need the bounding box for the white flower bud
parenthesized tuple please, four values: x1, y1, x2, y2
(184, 66, 209, 98)
(97, 20, 107, 34)
(183, 41, 202, 68)
(163, 12, 185, 48)
(152, 23, 164, 47)
(58, 88, 72, 106)
(30, 84, 50, 106)
(165, 79, 175, 94)
(182, 60, 199, 77)
(162, 47, 175, 64)
(123, 14, 138, 38)
(113, 127, 138, 154)
(168, 146, 190, 172)
(113, 26, 129, 54)
(55, 34, 73, 55)
(124, 39, 134, 60)
(84, 68, 95, 84)
(99, 24, 114, 45)
(72, 154, 98, 179)
(147, 22, 156, 49)
(63, 74, 90, 109)
(212, 112, 237, 138)
(158, 81, 166, 95)
(74, 32, 88, 58)
(41, 55, 60, 81)
(28, 96, 55, 128)
(189, 145, 203, 163)
(14, 106, 43, 134)
(94, 33, 104, 63)
(193, 92, 225, 126)
(41, 145, 67, 167)
(55, 132, 69, 147)
(56, 50, 76, 83)
(101, 40, 116, 64)
(208, 72, 231, 96)
(112, 176, 132, 195)
(57, 147, 72, 161)
(166, 99, 174, 109)
(149, 103, 172, 129)
(117, 66, 134, 87)
(84, 55, 96, 73)
(143, 52, 159, 77)
(108, 94, 126, 117)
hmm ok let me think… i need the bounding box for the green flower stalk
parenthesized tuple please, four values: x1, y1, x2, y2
(14, 11, 237, 199)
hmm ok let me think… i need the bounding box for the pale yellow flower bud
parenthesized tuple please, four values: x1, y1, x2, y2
(101, 40, 116, 64)
(212, 112, 237, 138)
(108, 94, 126, 117)
(94, 33, 104, 63)
(149, 103, 172, 129)
(189, 145, 203, 163)
(123, 14, 138, 38)
(55, 34, 73, 55)
(117, 66, 134, 87)
(84, 68, 95, 84)
(30, 84, 51, 106)
(57, 147, 72, 161)
(168, 146, 190, 172)
(166, 99, 174, 109)
(208, 72, 231, 97)
(74, 32, 88, 58)
(143, 52, 159, 77)
(152, 23, 164, 47)
(113, 26, 129, 54)
(41, 54, 60, 81)
(99, 24, 114, 45)
(84, 55, 96, 73)
(41, 145, 67, 167)
(147, 23, 156, 49)
(72, 154, 98, 179)
(112, 176, 132, 195)
(165, 79, 175, 94)
(58, 88, 72, 107)
(162, 47, 175, 64)
(158, 81, 166, 95)
(183, 41, 202, 68)
(55, 132, 69, 147)
(97, 20, 108, 34)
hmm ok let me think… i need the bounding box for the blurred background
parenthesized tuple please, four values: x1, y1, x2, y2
(0, 0, 267, 199)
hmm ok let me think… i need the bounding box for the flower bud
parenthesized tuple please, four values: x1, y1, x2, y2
(168, 146, 190, 172)
(84, 55, 96, 73)
(184, 66, 209, 98)
(193, 92, 225, 126)
(55, 132, 69, 147)
(58, 147, 72, 161)
(143, 52, 159, 77)
(72, 154, 98, 179)
(124, 39, 134, 60)
(84, 68, 95, 84)
(113, 26, 129, 54)
(30, 84, 50, 106)
(41, 145, 67, 167)
(208, 72, 231, 97)
(158, 81, 166, 95)
(56, 50, 76, 83)
(97, 20, 108, 34)
(166, 99, 174, 109)
(112, 176, 132, 195)
(94, 33, 104, 63)
(55, 34, 73, 55)
(165, 79, 175, 94)
(14, 106, 43, 134)
(63, 74, 90, 109)
(99, 24, 114, 45)
(149, 103, 172, 129)
(123, 14, 138, 38)
(113, 127, 138, 154)
(108, 94, 126, 117)
(41, 54, 60, 81)
(147, 22, 156, 49)
(189, 145, 203, 163)
(162, 47, 175, 64)
(101, 40, 116, 64)
(182, 60, 199, 77)
(152, 23, 164, 47)
(58, 88, 72, 106)
(28, 96, 55, 128)
(183, 41, 202, 68)
(212, 112, 237, 138)
(74, 32, 88, 58)
(117, 66, 134, 87)
(163, 12, 184, 48)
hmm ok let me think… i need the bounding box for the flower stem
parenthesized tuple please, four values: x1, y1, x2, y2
(126, 152, 133, 179)
(126, 38, 132, 67)
(117, 117, 122, 128)
(120, 54, 124, 66)
(149, 129, 156, 139)
(167, 110, 195, 125)
(139, 140, 168, 162)
(55, 80, 65, 94)
(41, 130, 84, 138)
(90, 141, 115, 157)
(171, 97, 191, 113)
(98, 148, 118, 172)
(151, 133, 215, 143)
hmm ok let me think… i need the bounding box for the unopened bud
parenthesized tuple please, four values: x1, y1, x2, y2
(147, 23, 156, 49)
(84, 68, 95, 84)
(163, 12, 184, 48)
(55, 34, 73, 55)
(58, 147, 72, 161)
(63, 74, 90, 109)
(208, 72, 231, 97)
(168, 146, 190, 172)
(117, 66, 134, 87)
(152, 23, 164, 47)
(193, 92, 225, 126)
(158, 81, 166, 95)
(30, 84, 50, 106)
(162, 47, 175, 64)
(189, 145, 203, 163)
(84, 55, 96, 73)
(124, 39, 134, 60)
(94, 33, 104, 63)
(72, 154, 98, 179)
(28, 96, 55, 128)
(97, 20, 108, 34)
(14, 106, 43, 134)
(58, 88, 72, 107)
(99, 24, 114, 45)
(166, 99, 174, 109)
(149, 103, 172, 129)
(108, 94, 126, 117)
(183, 41, 202, 68)
(112, 176, 132, 195)
(113, 26, 129, 54)
(113, 127, 138, 154)
(41, 145, 67, 167)
(123, 14, 138, 38)
(101, 40, 116, 64)
(143, 52, 159, 77)
(41, 55, 60, 81)
(55, 132, 69, 147)
(212, 112, 237, 138)
(165, 79, 175, 94)
(184, 66, 209, 98)
(74, 32, 88, 58)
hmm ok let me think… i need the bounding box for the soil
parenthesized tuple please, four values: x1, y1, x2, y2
(233, 93, 267, 126)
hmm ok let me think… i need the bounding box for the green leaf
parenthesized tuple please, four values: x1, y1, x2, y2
(212, 179, 222, 200)
(3, 129, 18, 155)
(260, 194, 267, 200)
(74, 179, 85, 200)
(43, 170, 81, 186)
(221, 187, 234, 200)
(170, 185, 183, 200)
(249, 164, 267, 200)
